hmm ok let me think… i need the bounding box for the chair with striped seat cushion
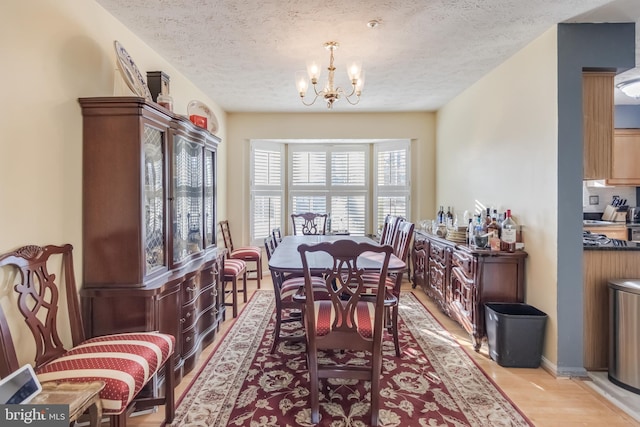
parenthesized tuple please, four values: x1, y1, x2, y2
(222, 258, 247, 318)
(298, 239, 393, 427)
(0, 244, 175, 427)
(363, 220, 415, 356)
(219, 220, 262, 288)
(37, 332, 174, 415)
(263, 235, 328, 353)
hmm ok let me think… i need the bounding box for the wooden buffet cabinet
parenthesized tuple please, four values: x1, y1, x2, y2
(412, 231, 527, 350)
(78, 97, 225, 384)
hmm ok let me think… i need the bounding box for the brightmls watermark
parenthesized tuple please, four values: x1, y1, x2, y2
(1, 405, 68, 426)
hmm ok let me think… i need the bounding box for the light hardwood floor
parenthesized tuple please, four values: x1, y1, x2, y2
(123, 275, 639, 427)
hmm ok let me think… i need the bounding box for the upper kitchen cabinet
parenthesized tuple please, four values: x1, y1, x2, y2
(583, 71, 614, 180)
(607, 129, 640, 185)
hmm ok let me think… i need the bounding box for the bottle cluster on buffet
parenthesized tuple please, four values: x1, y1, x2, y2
(428, 206, 522, 252)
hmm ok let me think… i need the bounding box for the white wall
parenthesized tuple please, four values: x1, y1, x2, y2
(437, 27, 560, 363)
(226, 112, 437, 245)
(0, 0, 225, 363)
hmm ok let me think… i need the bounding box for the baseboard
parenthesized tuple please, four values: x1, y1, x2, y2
(539, 356, 588, 378)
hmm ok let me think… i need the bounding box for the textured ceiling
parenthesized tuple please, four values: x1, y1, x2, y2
(96, 0, 640, 112)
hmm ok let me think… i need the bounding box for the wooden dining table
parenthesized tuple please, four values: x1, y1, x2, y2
(268, 235, 406, 274)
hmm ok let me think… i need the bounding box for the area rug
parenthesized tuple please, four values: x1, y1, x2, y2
(170, 291, 532, 426)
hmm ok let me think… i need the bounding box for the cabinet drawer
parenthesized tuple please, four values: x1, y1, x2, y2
(429, 242, 449, 264)
(181, 300, 196, 330)
(182, 325, 197, 356)
(181, 275, 200, 304)
(452, 250, 475, 279)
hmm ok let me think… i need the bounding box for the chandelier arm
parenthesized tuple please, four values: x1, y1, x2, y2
(343, 93, 361, 105)
(300, 93, 321, 106)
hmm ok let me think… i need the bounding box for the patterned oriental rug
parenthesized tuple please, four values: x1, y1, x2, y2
(170, 291, 532, 427)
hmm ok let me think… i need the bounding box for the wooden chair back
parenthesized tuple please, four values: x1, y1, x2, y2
(297, 239, 392, 426)
(379, 215, 404, 246)
(271, 227, 282, 247)
(219, 220, 235, 255)
(291, 212, 328, 235)
(0, 244, 83, 376)
(392, 221, 415, 263)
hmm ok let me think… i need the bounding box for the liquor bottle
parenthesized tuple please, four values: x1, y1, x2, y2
(446, 206, 454, 228)
(437, 205, 444, 224)
(485, 207, 491, 226)
(501, 209, 517, 252)
(467, 218, 474, 246)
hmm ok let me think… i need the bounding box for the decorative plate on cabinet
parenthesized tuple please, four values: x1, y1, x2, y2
(187, 100, 218, 134)
(114, 40, 152, 101)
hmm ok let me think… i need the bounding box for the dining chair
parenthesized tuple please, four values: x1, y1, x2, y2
(263, 235, 327, 353)
(271, 227, 282, 248)
(222, 258, 247, 318)
(379, 214, 405, 246)
(0, 244, 175, 427)
(219, 220, 262, 288)
(298, 239, 394, 427)
(291, 212, 328, 235)
(364, 220, 415, 356)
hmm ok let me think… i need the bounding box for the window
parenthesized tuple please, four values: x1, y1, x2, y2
(290, 145, 368, 235)
(250, 142, 284, 244)
(374, 141, 410, 233)
(250, 140, 409, 241)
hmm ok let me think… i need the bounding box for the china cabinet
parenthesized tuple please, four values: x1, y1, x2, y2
(412, 231, 527, 350)
(78, 97, 224, 383)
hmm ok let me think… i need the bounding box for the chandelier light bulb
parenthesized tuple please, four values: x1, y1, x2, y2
(306, 60, 321, 82)
(346, 60, 362, 82)
(295, 71, 309, 96)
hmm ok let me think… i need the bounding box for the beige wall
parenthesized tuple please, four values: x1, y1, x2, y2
(437, 27, 560, 364)
(0, 0, 225, 363)
(225, 112, 437, 245)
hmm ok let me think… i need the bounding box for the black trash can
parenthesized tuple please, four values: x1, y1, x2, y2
(484, 302, 547, 368)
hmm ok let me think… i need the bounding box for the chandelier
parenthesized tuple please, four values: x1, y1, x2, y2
(295, 41, 365, 109)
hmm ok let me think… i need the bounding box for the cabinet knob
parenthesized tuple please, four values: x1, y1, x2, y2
(180, 317, 185, 323)
(185, 336, 191, 342)
(186, 312, 191, 318)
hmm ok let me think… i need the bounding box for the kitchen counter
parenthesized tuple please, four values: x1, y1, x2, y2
(583, 239, 640, 250)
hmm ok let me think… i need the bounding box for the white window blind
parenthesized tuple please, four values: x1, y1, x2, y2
(250, 142, 284, 244)
(250, 140, 410, 238)
(331, 151, 366, 186)
(374, 142, 410, 233)
(292, 151, 326, 186)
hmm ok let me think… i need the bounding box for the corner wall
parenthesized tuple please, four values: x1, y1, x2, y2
(437, 27, 561, 364)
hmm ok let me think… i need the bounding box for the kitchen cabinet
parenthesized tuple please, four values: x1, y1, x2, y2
(583, 71, 614, 180)
(583, 249, 640, 369)
(606, 129, 640, 186)
(78, 97, 225, 384)
(584, 224, 628, 240)
(412, 231, 527, 351)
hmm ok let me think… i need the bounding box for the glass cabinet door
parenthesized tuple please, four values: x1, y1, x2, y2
(143, 125, 166, 274)
(204, 149, 216, 247)
(173, 135, 203, 264)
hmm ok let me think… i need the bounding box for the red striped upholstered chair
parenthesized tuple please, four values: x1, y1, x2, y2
(364, 220, 414, 356)
(219, 220, 262, 288)
(222, 258, 247, 318)
(298, 239, 393, 427)
(263, 235, 327, 354)
(0, 244, 175, 427)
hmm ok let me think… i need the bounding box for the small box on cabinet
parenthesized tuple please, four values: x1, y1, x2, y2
(189, 115, 207, 129)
